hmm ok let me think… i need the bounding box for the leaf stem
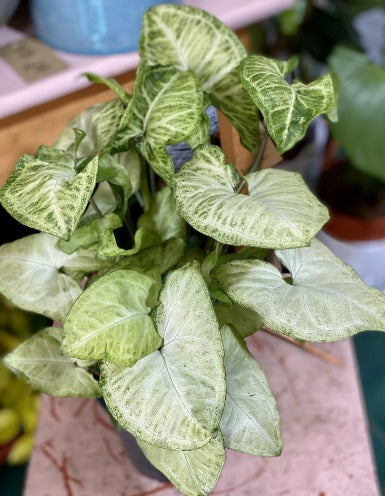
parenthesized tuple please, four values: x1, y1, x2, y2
(235, 125, 269, 194)
(261, 326, 344, 367)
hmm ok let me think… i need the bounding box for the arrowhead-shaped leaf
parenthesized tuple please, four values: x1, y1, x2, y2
(62, 270, 162, 366)
(139, 4, 260, 152)
(0, 149, 98, 240)
(100, 263, 225, 450)
(220, 325, 281, 455)
(4, 327, 101, 397)
(138, 431, 225, 496)
(54, 99, 125, 157)
(239, 55, 336, 153)
(173, 145, 328, 248)
(124, 65, 204, 182)
(213, 239, 385, 341)
(138, 186, 186, 241)
(0, 233, 102, 321)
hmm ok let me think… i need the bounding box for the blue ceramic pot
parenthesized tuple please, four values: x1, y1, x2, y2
(31, 0, 180, 55)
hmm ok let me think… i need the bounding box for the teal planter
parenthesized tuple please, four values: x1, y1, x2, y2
(31, 0, 180, 55)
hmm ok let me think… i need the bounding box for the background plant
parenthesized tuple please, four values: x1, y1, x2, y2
(1, 5, 385, 496)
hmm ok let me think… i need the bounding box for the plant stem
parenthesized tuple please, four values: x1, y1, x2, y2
(261, 326, 344, 367)
(149, 166, 156, 196)
(124, 211, 135, 241)
(235, 125, 269, 194)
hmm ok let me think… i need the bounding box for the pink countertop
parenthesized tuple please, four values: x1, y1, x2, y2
(24, 333, 379, 496)
(0, 0, 293, 119)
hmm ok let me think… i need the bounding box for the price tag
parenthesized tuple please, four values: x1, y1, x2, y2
(0, 37, 68, 82)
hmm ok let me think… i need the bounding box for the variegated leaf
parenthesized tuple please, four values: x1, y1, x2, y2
(138, 431, 225, 496)
(58, 214, 122, 254)
(213, 239, 385, 341)
(0, 150, 98, 240)
(220, 325, 281, 455)
(125, 65, 204, 182)
(62, 270, 162, 366)
(55, 99, 125, 157)
(114, 147, 141, 193)
(138, 186, 186, 241)
(173, 145, 328, 248)
(0, 233, 102, 321)
(239, 55, 336, 153)
(101, 263, 225, 450)
(4, 327, 101, 397)
(139, 4, 259, 152)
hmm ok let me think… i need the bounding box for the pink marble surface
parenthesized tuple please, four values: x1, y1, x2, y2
(24, 333, 379, 496)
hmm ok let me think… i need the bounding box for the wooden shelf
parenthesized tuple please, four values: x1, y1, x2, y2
(0, 0, 293, 118)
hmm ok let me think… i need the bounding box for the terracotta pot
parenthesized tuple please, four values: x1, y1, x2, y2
(317, 151, 385, 291)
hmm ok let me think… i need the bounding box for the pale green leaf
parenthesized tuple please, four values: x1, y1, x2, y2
(173, 145, 329, 248)
(138, 186, 185, 241)
(63, 270, 162, 365)
(220, 325, 281, 455)
(0, 151, 98, 240)
(140, 4, 259, 152)
(84, 72, 131, 105)
(97, 153, 133, 217)
(239, 55, 336, 153)
(125, 65, 203, 183)
(54, 99, 125, 157)
(279, 0, 308, 36)
(114, 147, 141, 193)
(215, 303, 262, 338)
(101, 263, 225, 450)
(4, 327, 101, 397)
(85, 181, 117, 217)
(0, 233, 97, 321)
(213, 239, 385, 341)
(138, 431, 225, 496)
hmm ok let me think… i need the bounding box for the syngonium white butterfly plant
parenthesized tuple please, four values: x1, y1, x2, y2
(1, 4, 385, 495)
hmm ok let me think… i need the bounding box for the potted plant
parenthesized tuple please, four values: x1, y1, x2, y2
(317, 45, 385, 291)
(1, 5, 385, 495)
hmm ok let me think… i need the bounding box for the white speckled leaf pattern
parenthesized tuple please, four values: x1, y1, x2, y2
(239, 55, 336, 153)
(62, 270, 162, 366)
(4, 327, 101, 397)
(173, 145, 329, 248)
(100, 263, 226, 450)
(126, 65, 203, 182)
(140, 4, 259, 152)
(138, 431, 225, 496)
(0, 233, 101, 321)
(54, 99, 125, 157)
(0, 151, 98, 240)
(213, 239, 385, 341)
(220, 325, 282, 455)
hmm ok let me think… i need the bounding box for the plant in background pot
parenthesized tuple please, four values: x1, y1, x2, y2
(1, 5, 385, 496)
(317, 45, 385, 291)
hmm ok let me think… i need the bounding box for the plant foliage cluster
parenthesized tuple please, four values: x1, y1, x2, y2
(1, 5, 385, 495)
